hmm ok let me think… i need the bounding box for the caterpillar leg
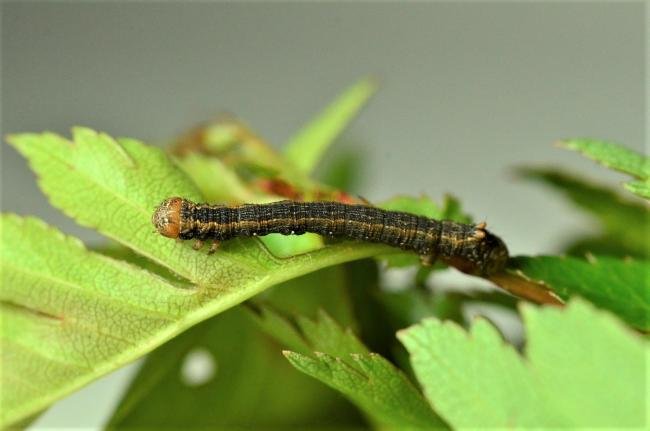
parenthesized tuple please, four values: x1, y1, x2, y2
(207, 240, 221, 255)
(419, 254, 435, 267)
(192, 239, 204, 250)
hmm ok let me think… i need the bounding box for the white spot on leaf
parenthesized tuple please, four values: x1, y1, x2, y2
(180, 348, 217, 386)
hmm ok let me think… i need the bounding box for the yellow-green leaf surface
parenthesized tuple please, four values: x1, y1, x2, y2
(508, 255, 649, 330)
(1, 215, 199, 426)
(398, 300, 648, 428)
(2, 129, 397, 427)
(275, 309, 448, 430)
(284, 78, 376, 174)
(558, 139, 650, 199)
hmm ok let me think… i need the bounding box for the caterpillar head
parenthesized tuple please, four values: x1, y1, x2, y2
(152, 197, 183, 238)
(480, 232, 509, 275)
(443, 224, 509, 276)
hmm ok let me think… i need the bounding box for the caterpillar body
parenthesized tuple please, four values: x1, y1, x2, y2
(152, 197, 509, 276)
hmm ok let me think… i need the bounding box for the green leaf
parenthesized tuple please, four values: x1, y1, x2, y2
(284, 352, 447, 430)
(558, 139, 650, 199)
(559, 139, 650, 178)
(7, 128, 210, 284)
(2, 129, 402, 427)
(378, 290, 465, 329)
(107, 263, 364, 429)
(174, 154, 257, 203)
(0, 215, 198, 427)
(379, 195, 444, 218)
(251, 306, 369, 359)
(339, 259, 397, 356)
(518, 168, 649, 258)
(624, 179, 650, 199)
(508, 255, 649, 329)
(108, 307, 363, 430)
(284, 78, 376, 174)
(398, 299, 648, 428)
(318, 148, 365, 192)
(254, 306, 447, 429)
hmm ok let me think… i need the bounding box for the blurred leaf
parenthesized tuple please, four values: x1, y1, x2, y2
(2, 129, 401, 427)
(270, 309, 447, 430)
(565, 235, 647, 260)
(318, 148, 365, 192)
(559, 139, 649, 179)
(508, 255, 649, 329)
(558, 139, 650, 199)
(518, 168, 648, 258)
(624, 179, 650, 199)
(398, 300, 648, 428)
(379, 195, 444, 218)
(378, 290, 465, 330)
(171, 117, 241, 156)
(173, 117, 323, 195)
(284, 78, 377, 175)
(340, 259, 396, 357)
(255, 266, 357, 330)
(174, 154, 257, 203)
(108, 268, 364, 430)
(107, 308, 363, 430)
(439, 194, 472, 224)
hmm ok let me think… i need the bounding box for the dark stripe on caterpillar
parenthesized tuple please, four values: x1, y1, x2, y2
(152, 197, 509, 276)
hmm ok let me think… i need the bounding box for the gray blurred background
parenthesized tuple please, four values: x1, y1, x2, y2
(1, 1, 646, 429)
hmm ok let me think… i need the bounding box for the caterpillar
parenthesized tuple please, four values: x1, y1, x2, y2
(152, 197, 509, 276)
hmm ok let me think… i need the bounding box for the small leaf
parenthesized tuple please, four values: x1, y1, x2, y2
(558, 139, 650, 199)
(284, 352, 447, 430)
(174, 154, 257, 203)
(518, 168, 648, 258)
(254, 306, 446, 429)
(284, 78, 376, 174)
(559, 139, 649, 178)
(508, 255, 649, 329)
(398, 299, 647, 428)
(250, 306, 368, 361)
(318, 148, 365, 191)
(379, 195, 444, 219)
(172, 117, 321, 194)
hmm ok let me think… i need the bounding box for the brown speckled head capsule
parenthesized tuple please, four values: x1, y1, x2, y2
(152, 197, 183, 238)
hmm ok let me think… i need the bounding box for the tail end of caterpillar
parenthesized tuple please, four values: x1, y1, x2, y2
(152, 197, 183, 238)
